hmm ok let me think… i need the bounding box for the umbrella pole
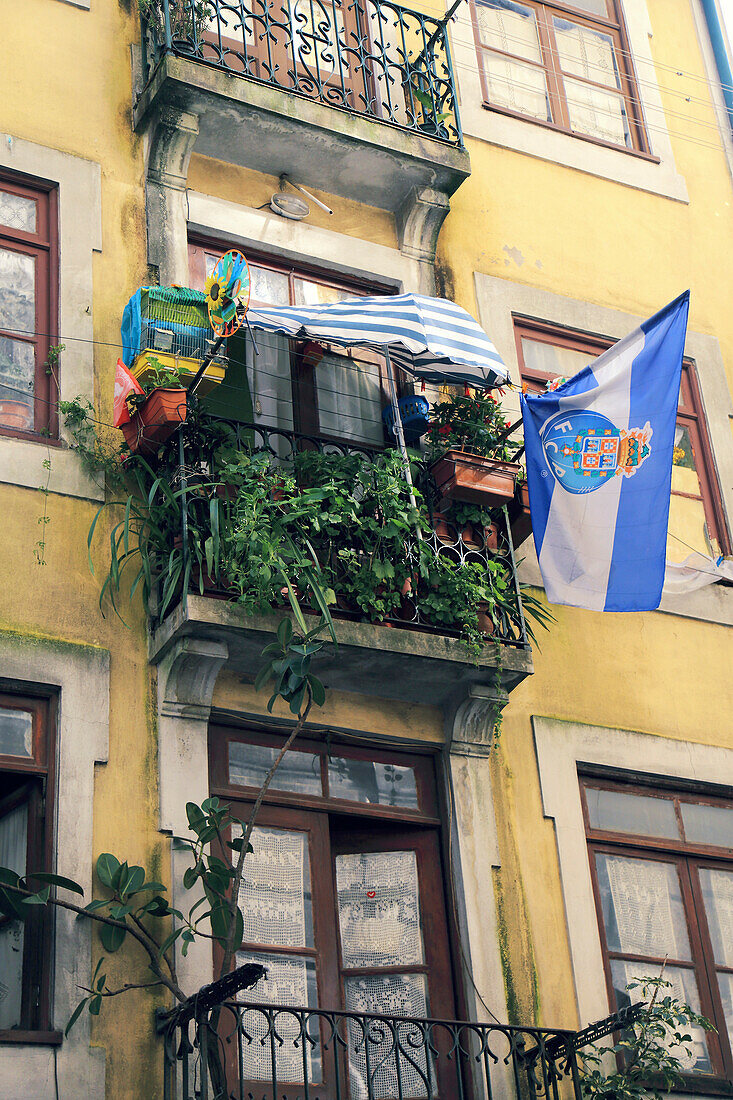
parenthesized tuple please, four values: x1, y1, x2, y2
(385, 351, 423, 539)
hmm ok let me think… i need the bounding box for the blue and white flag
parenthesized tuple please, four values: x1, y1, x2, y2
(520, 292, 690, 612)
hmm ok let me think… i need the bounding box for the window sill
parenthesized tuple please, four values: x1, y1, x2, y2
(458, 99, 689, 203)
(0, 426, 62, 446)
(480, 102, 660, 164)
(0, 1030, 63, 1046)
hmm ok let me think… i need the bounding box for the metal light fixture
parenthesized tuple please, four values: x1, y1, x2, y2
(269, 174, 334, 220)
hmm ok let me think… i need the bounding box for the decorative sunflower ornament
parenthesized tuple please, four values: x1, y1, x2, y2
(205, 249, 251, 337)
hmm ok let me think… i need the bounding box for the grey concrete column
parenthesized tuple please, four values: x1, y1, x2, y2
(444, 686, 511, 1085)
(155, 636, 228, 996)
(396, 187, 452, 295)
(146, 106, 199, 285)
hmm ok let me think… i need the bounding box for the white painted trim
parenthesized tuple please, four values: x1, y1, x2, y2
(0, 630, 109, 1099)
(450, 0, 689, 203)
(532, 717, 733, 1028)
(473, 272, 733, 625)
(54, 0, 90, 9)
(0, 134, 103, 502)
(186, 190, 423, 292)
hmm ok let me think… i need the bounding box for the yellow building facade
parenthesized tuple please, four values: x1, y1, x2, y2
(0, 0, 731, 1097)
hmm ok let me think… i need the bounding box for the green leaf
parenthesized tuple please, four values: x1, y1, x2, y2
(25, 886, 51, 905)
(99, 920, 127, 953)
(0, 867, 20, 888)
(186, 802, 207, 836)
(84, 899, 109, 913)
(277, 618, 293, 649)
(158, 927, 184, 958)
(26, 872, 84, 896)
(65, 997, 90, 1037)
(118, 864, 145, 898)
(183, 866, 199, 890)
(89, 994, 103, 1016)
(108, 904, 133, 919)
(308, 675, 326, 708)
(254, 662, 273, 694)
(96, 853, 120, 889)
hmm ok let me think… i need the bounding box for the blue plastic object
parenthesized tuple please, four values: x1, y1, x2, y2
(382, 395, 430, 442)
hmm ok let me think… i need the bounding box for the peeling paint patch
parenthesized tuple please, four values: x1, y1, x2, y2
(503, 245, 525, 267)
(535, 259, 543, 270)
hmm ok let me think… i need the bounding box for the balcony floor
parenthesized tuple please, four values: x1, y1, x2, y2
(149, 594, 533, 709)
(134, 53, 471, 213)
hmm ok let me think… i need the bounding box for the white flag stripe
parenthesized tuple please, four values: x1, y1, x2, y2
(538, 330, 643, 610)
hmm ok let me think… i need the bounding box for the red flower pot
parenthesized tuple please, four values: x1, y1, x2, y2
(430, 450, 521, 507)
(119, 388, 187, 455)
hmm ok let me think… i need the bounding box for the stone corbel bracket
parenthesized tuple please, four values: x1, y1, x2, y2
(155, 636, 228, 835)
(445, 684, 509, 757)
(396, 187, 452, 296)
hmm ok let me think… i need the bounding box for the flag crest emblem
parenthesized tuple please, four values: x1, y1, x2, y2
(541, 410, 653, 495)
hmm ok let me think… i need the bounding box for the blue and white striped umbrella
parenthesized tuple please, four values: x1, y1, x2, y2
(247, 292, 509, 388)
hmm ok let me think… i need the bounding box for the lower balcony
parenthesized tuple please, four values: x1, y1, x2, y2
(145, 417, 535, 708)
(160, 999, 584, 1100)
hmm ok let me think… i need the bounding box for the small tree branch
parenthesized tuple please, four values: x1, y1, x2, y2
(82, 980, 164, 999)
(3, 882, 187, 1003)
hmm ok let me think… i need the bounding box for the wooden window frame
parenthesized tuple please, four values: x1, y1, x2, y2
(469, 0, 653, 157)
(0, 172, 59, 441)
(188, 236, 401, 448)
(0, 689, 58, 1042)
(209, 724, 463, 1097)
(514, 317, 731, 555)
(580, 772, 733, 1085)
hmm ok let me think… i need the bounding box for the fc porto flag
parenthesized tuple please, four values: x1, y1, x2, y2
(520, 292, 690, 612)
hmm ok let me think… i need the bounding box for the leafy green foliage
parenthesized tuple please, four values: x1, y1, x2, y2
(578, 977, 716, 1100)
(425, 390, 522, 463)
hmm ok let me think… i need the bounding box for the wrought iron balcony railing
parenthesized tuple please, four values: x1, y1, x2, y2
(174, 417, 530, 649)
(160, 999, 585, 1100)
(140, 0, 463, 145)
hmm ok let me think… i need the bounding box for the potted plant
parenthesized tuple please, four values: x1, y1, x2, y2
(138, 0, 207, 53)
(119, 357, 188, 456)
(426, 390, 522, 507)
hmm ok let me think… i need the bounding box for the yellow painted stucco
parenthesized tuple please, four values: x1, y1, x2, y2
(0, 0, 730, 1095)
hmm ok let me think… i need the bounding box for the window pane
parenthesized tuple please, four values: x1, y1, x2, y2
(328, 756, 418, 808)
(315, 352, 385, 446)
(699, 868, 733, 966)
(562, 0, 609, 13)
(0, 706, 33, 758)
(293, 278, 352, 306)
(586, 787, 680, 840)
(521, 337, 592, 381)
(475, 0, 542, 64)
(336, 850, 424, 967)
(290, 0, 346, 81)
(345, 974, 430, 1098)
(595, 853, 691, 960)
(249, 264, 290, 306)
(0, 801, 28, 1030)
(0, 247, 36, 331)
(553, 18, 621, 89)
(610, 959, 712, 1074)
(563, 77, 630, 147)
(717, 973, 733, 1059)
(482, 53, 551, 121)
(672, 425, 702, 495)
(236, 951, 321, 1082)
(0, 190, 37, 233)
(229, 741, 322, 796)
(237, 825, 314, 948)
(683, 804, 733, 849)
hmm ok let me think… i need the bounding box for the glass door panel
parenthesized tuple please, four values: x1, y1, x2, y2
(332, 826, 456, 1099)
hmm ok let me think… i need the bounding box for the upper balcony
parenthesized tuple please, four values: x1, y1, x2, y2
(133, 0, 470, 215)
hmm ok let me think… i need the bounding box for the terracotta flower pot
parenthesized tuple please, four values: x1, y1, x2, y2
(430, 450, 521, 507)
(476, 603, 496, 636)
(120, 388, 187, 456)
(0, 399, 33, 431)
